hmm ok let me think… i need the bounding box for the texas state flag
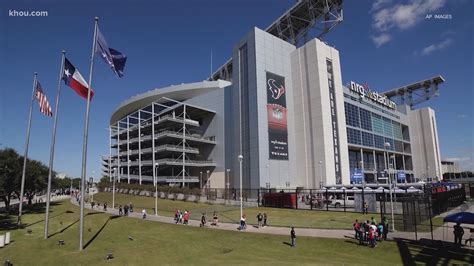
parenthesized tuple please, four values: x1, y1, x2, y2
(62, 57, 94, 100)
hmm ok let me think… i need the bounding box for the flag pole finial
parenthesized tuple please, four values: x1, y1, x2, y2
(62, 50, 66, 54)
(94, 17, 99, 21)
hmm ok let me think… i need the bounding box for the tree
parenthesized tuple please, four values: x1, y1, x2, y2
(22, 158, 48, 205)
(0, 148, 21, 214)
(97, 176, 110, 192)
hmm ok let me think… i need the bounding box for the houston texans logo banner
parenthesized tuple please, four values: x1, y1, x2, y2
(266, 72, 288, 160)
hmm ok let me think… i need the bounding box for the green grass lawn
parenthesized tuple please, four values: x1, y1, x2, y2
(0, 200, 471, 265)
(91, 192, 381, 229)
(0, 201, 473, 265)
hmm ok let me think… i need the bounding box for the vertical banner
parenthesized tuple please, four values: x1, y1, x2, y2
(266, 72, 288, 160)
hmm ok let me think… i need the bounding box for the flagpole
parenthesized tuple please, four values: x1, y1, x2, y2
(18, 72, 37, 226)
(79, 17, 98, 251)
(44, 51, 65, 239)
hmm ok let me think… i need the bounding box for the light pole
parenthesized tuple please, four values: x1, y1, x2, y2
(226, 169, 230, 191)
(112, 166, 116, 209)
(318, 161, 323, 189)
(384, 142, 395, 232)
(200, 171, 203, 189)
(155, 163, 159, 216)
(238, 154, 243, 221)
(91, 171, 95, 203)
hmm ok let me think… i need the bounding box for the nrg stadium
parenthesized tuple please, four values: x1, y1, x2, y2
(102, 0, 445, 192)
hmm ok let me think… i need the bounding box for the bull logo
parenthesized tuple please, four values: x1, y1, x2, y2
(268, 79, 285, 100)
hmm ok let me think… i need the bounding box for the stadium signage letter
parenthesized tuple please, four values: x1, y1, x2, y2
(350, 81, 397, 110)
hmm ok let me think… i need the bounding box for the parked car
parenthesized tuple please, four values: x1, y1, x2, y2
(331, 196, 355, 208)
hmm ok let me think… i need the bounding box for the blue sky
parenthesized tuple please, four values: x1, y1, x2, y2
(0, 0, 473, 179)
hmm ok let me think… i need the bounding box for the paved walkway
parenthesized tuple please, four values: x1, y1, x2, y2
(1, 195, 70, 210)
(68, 198, 395, 241)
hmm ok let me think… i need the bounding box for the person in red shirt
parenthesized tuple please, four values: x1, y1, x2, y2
(368, 227, 375, 248)
(353, 219, 360, 239)
(183, 210, 190, 225)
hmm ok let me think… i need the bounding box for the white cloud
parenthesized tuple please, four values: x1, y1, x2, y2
(372, 34, 392, 47)
(371, 0, 447, 46)
(457, 114, 469, 119)
(443, 157, 470, 162)
(421, 39, 453, 55)
(371, 0, 392, 11)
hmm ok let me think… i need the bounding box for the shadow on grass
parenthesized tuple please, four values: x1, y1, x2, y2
(394, 238, 474, 265)
(47, 211, 102, 238)
(83, 215, 121, 249)
(0, 203, 72, 231)
(282, 241, 292, 247)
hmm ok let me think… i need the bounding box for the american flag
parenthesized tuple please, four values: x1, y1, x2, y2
(34, 81, 53, 117)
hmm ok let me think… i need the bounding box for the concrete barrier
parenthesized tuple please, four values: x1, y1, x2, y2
(0, 235, 5, 248)
(5, 232, 10, 245)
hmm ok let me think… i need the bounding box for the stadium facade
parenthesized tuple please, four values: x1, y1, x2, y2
(102, 1, 444, 190)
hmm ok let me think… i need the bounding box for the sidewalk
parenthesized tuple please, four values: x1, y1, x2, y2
(70, 198, 374, 240)
(1, 195, 71, 212)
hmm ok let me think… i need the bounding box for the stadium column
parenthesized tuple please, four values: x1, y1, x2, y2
(117, 121, 120, 182)
(402, 155, 406, 183)
(138, 110, 142, 185)
(152, 103, 156, 186)
(127, 116, 130, 184)
(182, 104, 186, 187)
(373, 150, 378, 185)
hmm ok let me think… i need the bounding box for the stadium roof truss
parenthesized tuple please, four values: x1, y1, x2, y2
(382, 75, 445, 108)
(210, 0, 343, 81)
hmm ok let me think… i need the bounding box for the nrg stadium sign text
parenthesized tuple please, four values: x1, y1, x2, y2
(350, 81, 397, 110)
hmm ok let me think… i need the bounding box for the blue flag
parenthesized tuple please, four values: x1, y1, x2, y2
(95, 27, 127, 78)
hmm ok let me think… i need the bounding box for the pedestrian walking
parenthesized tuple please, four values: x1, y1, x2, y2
(183, 210, 190, 225)
(103, 202, 107, 211)
(377, 223, 384, 241)
(263, 213, 268, 227)
(353, 219, 359, 239)
(91, 201, 95, 209)
(119, 205, 123, 216)
(371, 216, 377, 225)
(257, 213, 263, 228)
(368, 226, 376, 248)
(363, 202, 368, 214)
(453, 222, 464, 247)
(240, 214, 247, 230)
(212, 212, 219, 226)
(290, 227, 296, 248)
(175, 210, 180, 224)
(200, 213, 207, 227)
(383, 216, 389, 240)
(129, 202, 133, 213)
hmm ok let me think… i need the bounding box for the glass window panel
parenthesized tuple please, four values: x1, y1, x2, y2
(361, 131, 374, 147)
(360, 109, 372, 131)
(347, 128, 361, 145)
